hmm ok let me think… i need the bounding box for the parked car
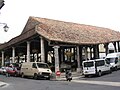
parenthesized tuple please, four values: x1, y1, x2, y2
(20, 62, 52, 80)
(82, 59, 112, 77)
(6, 66, 20, 77)
(0, 67, 7, 74)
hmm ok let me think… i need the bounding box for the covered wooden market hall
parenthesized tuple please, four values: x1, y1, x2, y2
(1, 16, 120, 73)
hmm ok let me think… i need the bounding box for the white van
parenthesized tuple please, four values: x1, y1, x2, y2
(105, 52, 120, 70)
(20, 62, 52, 80)
(82, 59, 111, 77)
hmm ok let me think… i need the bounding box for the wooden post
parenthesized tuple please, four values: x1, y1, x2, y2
(76, 46, 81, 72)
(117, 41, 120, 52)
(93, 45, 99, 59)
(104, 43, 109, 55)
(113, 42, 117, 52)
(40, 37, 45, 62)
(27, 41, 30, 62)
(53, 46, 60, 79)
(12, 47, 15, 63)
(1, 51, 4, 66)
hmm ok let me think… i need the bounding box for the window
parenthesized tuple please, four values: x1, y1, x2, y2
(96, 60, 105, 66)
(32, 63, 37, 68)
(37, 63, 49, 68)
(84, 61, 94, 67)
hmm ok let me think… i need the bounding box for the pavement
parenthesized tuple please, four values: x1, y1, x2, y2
(0, 72, 82, 87)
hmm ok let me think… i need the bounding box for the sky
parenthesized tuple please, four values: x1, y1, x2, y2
(0, 0, 120, 43)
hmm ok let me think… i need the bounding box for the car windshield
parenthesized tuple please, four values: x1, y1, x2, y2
(84, 61, 94, 67)
(37, 63, 49, 68)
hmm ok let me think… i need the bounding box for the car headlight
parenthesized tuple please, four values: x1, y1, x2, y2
(38, 72, 42, 75)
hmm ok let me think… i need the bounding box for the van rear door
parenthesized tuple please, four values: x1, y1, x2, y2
(83, 61, 96, 75)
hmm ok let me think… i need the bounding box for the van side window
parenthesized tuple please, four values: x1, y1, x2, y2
(84, 61, 94, 67)
(96, 60, 105, 66)
(32, 63, 37, 68)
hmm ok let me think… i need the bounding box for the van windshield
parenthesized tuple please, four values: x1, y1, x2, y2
(106, 58, 115, 63)
(84, 61, 94, 67)
(37, 63, 49, 68)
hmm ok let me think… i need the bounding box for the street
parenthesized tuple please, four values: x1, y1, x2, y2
(0, 70, 120, 90)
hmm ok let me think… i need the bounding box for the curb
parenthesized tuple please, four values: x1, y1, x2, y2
(50, 76, 82, 81)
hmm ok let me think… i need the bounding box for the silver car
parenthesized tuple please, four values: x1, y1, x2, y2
(0, 67, 7, 74)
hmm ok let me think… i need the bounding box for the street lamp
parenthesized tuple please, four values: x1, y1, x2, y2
(0, 23, 9, 32)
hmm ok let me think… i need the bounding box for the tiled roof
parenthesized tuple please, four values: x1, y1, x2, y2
(1, 16, 120, 49)
(34, 17, 120, 45)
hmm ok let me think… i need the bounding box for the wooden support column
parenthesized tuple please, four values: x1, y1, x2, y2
(97, 45, 99, 59)
(117, 41, 120, 52)
(40, 37, 45, 62)
(1, 51, 4, 66)
(84, 47, 88, 60)
(53, 46, 60, 79)
(12, 47, 15, 63)
(104, 43, 109, 55)
(79, 46, 83, 66)
(93, 45, 99, 59)
(90, 47, 92, 59)
(60, 48, 64, 63)
(44, 40, 48, 63)
(27, 41, 30, 62)
(76, 46, 82, 72)
(113, 42, 117, 52)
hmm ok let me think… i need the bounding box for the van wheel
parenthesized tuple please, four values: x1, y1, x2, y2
(34, 73, 38, 80)
(84, 75, 89, 78)
(21, 73, 24, 78)
(109, 68, 112, 73)
(115, 66, 117, 71)
(97, 71, 102, 77)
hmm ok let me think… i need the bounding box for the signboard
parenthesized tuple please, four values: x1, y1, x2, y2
(56, 71, 61, 76)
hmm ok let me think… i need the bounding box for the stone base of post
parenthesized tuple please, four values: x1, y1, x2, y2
(50, 72, 61, 81)
(77, 67, 82, 73)
(55, 76, 61, 80)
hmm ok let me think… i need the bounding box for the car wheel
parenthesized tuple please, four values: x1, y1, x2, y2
(33, 73, 38, 80)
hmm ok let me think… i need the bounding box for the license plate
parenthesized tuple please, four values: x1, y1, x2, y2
(44, 76, 49, 78)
